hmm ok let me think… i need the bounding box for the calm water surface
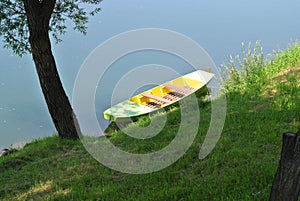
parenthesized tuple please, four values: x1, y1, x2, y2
(1, 0, 300, 147)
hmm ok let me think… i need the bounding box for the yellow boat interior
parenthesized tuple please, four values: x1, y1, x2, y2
(129, 77, 204, 109)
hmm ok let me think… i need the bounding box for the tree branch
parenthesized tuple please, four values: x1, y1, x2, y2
(40, 0, 56, 20)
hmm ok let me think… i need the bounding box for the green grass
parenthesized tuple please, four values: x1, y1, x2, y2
(1, 43, 300, 201)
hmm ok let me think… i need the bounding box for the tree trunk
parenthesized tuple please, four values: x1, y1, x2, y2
(22, 0, 82, 139)
(269, 130, 300, 201)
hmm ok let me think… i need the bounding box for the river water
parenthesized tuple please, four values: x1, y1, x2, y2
(1, 0, 300, 148)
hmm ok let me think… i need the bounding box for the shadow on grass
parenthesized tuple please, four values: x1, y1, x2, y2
(0, 76, 299, 200)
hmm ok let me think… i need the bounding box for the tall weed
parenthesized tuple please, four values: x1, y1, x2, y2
(220, 41, 300, 93)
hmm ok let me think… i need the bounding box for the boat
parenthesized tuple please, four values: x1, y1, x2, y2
(103, 69, 214, 121)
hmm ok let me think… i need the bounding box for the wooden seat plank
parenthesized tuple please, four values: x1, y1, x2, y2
(163, 83, 193, 94)
(142, 93, 172, 104)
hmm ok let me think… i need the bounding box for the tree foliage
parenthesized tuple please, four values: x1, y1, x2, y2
(0, 0, 102, 56)
(0, 0, 102, 139)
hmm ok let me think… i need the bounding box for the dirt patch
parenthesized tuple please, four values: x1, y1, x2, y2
(263, 66, 300, 98)
(270, 66, 300, 86)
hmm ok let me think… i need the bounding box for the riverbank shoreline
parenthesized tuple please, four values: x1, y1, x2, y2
(0, 141, 28, 157)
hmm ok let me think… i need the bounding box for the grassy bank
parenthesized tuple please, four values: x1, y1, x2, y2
(1, 43, 299, 201)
